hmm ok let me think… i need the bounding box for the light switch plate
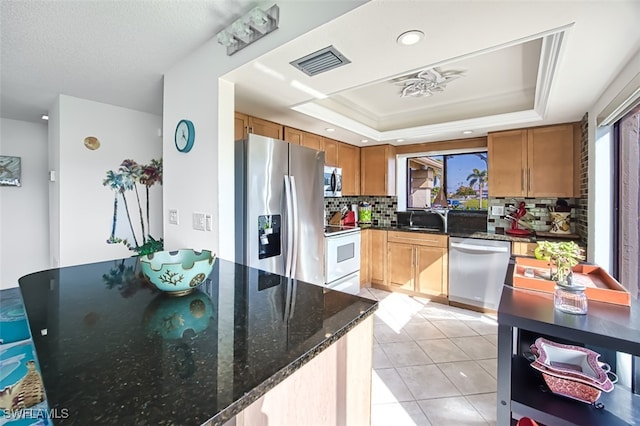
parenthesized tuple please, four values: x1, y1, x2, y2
(193, 212, 206, 231)
(169, 209, 179, 225)
(205, 214, 212, 231)
(491, 206, 505, 216)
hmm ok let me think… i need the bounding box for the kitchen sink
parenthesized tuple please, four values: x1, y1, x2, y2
(399, 226, 442, 232)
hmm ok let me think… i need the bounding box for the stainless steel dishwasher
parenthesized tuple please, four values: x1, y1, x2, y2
(448, 237, 511, 310)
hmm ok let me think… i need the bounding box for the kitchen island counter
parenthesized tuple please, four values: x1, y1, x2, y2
(18, 257, 377, 425)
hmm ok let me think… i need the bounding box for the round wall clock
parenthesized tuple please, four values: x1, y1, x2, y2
(174, 119, 195, 153)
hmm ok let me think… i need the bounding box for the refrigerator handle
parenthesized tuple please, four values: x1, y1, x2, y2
(290, 175, 299, 278)
(284, 175, 293, 277)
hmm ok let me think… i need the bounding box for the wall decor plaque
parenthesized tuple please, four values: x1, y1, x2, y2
(0, 155, 21, 186)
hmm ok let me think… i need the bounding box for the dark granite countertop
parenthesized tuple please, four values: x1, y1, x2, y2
(359, 224, 534, 242)
(18, 257, 377, 425)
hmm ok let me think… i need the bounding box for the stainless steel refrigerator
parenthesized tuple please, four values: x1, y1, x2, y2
(235, 134, 325, 286)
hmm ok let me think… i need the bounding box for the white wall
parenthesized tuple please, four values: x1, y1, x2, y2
(587, 48, 640, 267)
(0, 118, 49, 288)
(163, 1, 367, 261)
(50, 95, 163, 267)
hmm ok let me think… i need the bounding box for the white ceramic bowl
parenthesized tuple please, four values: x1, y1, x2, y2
(139, 249, 216, 296)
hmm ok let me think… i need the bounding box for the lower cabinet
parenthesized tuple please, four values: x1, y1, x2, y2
(512, 241, 537, 257)
(370, 230, 387, 286)
(360, 229, 371, 286)
(415, 245, 448, 297)
(387, 242, 414, 290)
(368, 230, 448, 299)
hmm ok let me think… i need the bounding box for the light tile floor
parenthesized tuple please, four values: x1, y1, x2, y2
(358, 287, 498, 426)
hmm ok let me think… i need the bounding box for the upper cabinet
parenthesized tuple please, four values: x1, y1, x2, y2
(488, 124, 575, 197)
(284, 127, 323, 150)
(235, 113, 283, 140)
(235, 112, 249, 141)
(322, 138, 339, 167)
(338, 142, 360, 196)
(248, 116, 283, 140)
(361, 145, 396, 196)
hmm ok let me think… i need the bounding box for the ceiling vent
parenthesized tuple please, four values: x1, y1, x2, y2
(290, 46, 351, 77)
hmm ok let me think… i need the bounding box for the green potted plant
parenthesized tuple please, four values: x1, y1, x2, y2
(535, 241, 585, 285)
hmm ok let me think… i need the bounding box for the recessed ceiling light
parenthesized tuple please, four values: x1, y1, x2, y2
(396, 30, 424, 46)
(462, 130, 473, 135)
(361, 139, 368, 143)
(325, 128, 335, 132)
(41, 114, 49, 120)
(396, 139, 405, 142)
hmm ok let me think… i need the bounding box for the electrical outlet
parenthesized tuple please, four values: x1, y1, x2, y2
(193, 212, 206, 231)
(169, 209, 179, 225)
(491, 206, 505, 216)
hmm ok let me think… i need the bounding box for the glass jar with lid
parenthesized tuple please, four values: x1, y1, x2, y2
(554, 279, 588, 315)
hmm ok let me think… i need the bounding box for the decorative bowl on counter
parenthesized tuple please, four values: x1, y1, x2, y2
(529, 337, 616, 404)
(139, 249, 216, 296)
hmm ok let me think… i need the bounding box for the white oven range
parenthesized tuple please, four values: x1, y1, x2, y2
(324, 225, 361, 295)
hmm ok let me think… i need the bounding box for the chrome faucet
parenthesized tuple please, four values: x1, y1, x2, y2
(425, 207, 449, 233)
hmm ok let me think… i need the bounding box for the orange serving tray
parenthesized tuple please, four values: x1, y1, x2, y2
(513, 257, 631, 306)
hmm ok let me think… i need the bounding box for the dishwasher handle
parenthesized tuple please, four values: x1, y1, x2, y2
(450, 242, 510, 253)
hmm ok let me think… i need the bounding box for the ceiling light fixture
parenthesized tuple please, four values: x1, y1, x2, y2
(396, 30, 424, 46)
(396, 67, 465, 98)
(217, 5, 279, 56)
(361, 139, 368, 143)
(41, 115, 49, 120)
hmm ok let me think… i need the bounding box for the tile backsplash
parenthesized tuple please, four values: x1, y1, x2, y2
(487, 197, 577, 234)
(324, 196, 398, 227)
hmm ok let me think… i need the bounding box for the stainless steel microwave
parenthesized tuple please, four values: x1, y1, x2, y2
(324, 166, 342, 197)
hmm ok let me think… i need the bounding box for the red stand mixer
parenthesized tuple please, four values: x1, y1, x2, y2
(506, 201, 532, 236)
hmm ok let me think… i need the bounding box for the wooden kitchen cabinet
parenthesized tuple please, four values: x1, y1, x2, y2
(382, 231, 448, 299)
(488, 124, 575, 197)
(512, 241, 538, 257)
(387, 242, 415, 290)
(370, 230, 387, 286)
(249, 116, 283, 140)
(323, 138, 339, 167)
(284, 127, 323, 150)
(360, 229, 371, 286)
(338, 142, 360, 195)
(235, 112, 249, 141)
(235, 113, 283, 140)
(361, 145, 396, 196)
(416, 245, 448, 297)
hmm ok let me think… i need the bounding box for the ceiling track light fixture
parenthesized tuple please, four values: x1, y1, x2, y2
(395, 67, 465, 98)
(217, 5, 279, 56)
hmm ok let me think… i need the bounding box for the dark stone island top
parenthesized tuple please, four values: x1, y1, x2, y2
(18, 257, 377, 425)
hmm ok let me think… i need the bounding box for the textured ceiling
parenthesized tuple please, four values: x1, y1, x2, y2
(0, 0, 253, 121)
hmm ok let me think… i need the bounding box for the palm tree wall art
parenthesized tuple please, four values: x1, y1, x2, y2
(103, 158, 163, 255)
